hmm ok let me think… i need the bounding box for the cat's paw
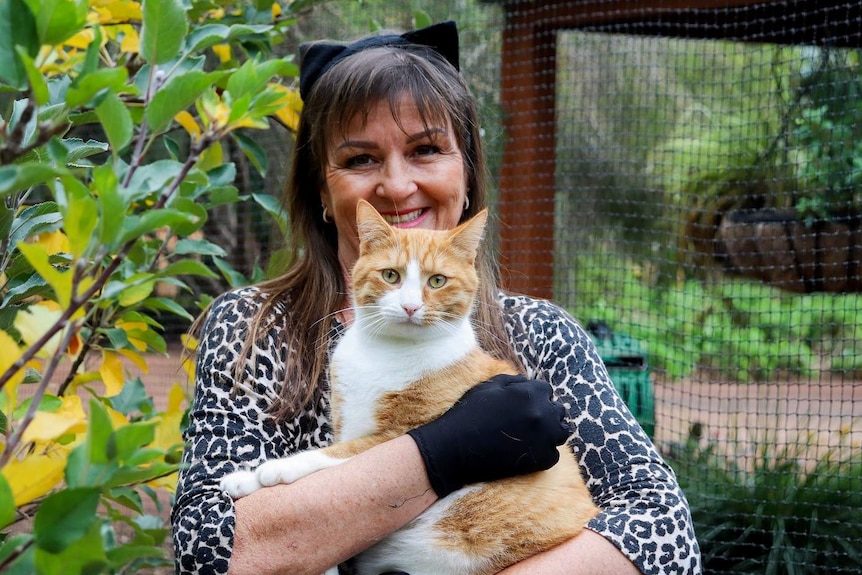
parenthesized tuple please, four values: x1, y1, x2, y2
(257, 450, 339, 487)
(220, 469, 262, 499)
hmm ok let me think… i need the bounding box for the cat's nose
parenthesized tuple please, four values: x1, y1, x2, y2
(402, 303, 422, 317)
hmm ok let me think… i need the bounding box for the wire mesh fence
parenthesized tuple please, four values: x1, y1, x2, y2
(149, 1, 862, 572)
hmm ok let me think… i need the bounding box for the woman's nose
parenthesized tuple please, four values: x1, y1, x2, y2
(376, 158, 418, 200)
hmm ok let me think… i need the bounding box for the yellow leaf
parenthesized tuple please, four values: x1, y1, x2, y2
(2, 450, 67, 506)
(0, 331, 25, 414)
(106, 404, 129, 429)
(95, 1, 142, 24)
(150, 384, 186, 452)
(116, 24, 140, 52)
(146, 471, 178, 492)
(197, 140, 223, 171)
(116, 320, 149, 352)
(22, 395, 87, 444)
(63, 29, 95, 50)
(174, 110, 201, 139)
(14, 301, 81, 358)
(17, 242, 72, 306)
(37, 230, 70, 256)
(117, 348, 148, 373)
(212, 43, 231, 64)
(269, 83, 302, 132)
(100, 351, 125, 397)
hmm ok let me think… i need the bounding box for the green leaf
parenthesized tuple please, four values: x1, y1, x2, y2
(173, 237, 226, 257)
(63, 138, 109, 167)
(233, 131, 268, 177)
(184, 23, 271, 54)
(0, 474, 15, 529)
(165, 196, 207, 235)
(226, 57, 293, 102)
(110, 420, 156, 461)
(212, 256, 248, 288)
(58, 177, 97, 258)
(66, 67, 129, 109)
(0, 201, 12, 243)
(95, 91, 134, 155)
(119, 209, 199, 244)
(121, 160, 183, 204)
(93, 165, 125, 248)
(142, 296, 194, 321)
(0, 164, 70, 198)
(140, 0, 187, 65)
(5, 201, 61, 254)
(22, 0, 88, 46)
(108, 378, 152, 416)
(15, 46, 48, 105)
(0, 534, 36, 575)
(0, 0, 38, 89)
(252, 193, 286, 237)
(34, 518, 107, 575)
(145, 69, 229, 133)
(33, 487, 100, 553)
(118, 277, 156, 306)
(87, 400, 115, 465)
(159, 258, 219, 279)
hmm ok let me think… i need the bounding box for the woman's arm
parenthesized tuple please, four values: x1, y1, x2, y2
(500, 294, 702, 574)
(229, 435, 435, 575)
(498, 529, 639, 574)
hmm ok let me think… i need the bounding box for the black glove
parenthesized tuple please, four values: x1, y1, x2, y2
(406, 374, 572, 498)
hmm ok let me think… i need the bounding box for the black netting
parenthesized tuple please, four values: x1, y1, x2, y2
(156, 2, 862, 572)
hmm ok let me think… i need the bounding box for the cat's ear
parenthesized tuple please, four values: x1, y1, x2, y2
(356, 199, 395, 255)
(448, 209, 488, 261)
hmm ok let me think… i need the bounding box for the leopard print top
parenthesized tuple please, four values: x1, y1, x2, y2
(171, 286, 701, 574)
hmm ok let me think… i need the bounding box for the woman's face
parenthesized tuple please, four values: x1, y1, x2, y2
(321, 96, 468, 276)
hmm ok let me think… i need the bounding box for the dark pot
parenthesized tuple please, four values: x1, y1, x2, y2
(716, 209, 862, 293)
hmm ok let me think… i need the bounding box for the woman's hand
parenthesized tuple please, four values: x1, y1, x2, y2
(407, 374, 572, 497)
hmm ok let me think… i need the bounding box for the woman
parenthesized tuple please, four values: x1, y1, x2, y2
(172, 20, 701, 575)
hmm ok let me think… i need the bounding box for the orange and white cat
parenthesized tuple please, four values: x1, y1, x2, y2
(221, 199, 598, 575)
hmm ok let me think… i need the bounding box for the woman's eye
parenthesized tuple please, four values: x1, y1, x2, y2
(414, 145, 440, 157)
(428, 274, 447, 288)
(382, 269, 400, 284)
(346, 154, 374, 168)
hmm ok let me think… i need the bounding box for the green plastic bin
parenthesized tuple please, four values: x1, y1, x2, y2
(586, 321, 656, 438)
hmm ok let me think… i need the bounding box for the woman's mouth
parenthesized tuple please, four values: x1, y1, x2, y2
(382, 208, 426, 227)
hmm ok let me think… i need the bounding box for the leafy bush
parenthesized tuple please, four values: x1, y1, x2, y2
(0, 0, 301, 572)
(571, 253, 862, 380)
(665, 427, 862, 574)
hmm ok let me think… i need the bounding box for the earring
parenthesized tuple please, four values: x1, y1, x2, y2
(464, 195, 470, 212)
(322, 205, 332, 224)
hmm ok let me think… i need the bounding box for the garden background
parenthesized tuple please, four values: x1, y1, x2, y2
(3, 0, 862, 573)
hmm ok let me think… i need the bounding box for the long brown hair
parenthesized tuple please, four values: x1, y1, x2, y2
(233, 44, 520, 420)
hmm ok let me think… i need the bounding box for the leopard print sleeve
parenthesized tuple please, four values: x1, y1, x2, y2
(500, 293, 702, 574)
(171, 287, 332, 575)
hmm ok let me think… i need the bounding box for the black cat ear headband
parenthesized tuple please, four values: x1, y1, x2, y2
(298, 20, 460, 100)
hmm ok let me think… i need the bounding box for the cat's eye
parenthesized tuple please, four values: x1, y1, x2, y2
(381, 269, 400, 284)
(428, 274, 447, 288)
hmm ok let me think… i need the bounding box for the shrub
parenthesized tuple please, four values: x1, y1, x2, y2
(0, 0, 301, 571)
(665, 427, 862, 574)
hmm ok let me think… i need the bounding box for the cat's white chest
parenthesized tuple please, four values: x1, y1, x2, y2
(330, 321, 476, 440)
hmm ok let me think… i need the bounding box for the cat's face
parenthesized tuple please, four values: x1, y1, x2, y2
(351, 199, 487, 340)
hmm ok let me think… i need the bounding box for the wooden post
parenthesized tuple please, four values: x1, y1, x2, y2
(498, 14, 557, 299)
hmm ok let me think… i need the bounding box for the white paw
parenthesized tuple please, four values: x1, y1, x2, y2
(220, 469, 262, 499)
(257, 450, 344, 487)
